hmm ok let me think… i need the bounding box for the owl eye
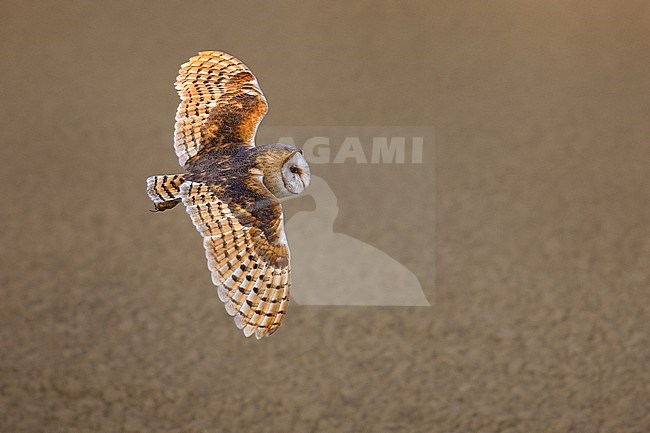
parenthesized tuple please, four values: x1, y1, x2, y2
(290, 166, 300, 174)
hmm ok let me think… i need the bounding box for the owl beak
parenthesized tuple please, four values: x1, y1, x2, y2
(300, 169, 311, 189)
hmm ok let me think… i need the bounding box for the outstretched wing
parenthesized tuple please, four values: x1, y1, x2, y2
(174, 51, 268, 166)
(179, 178, 290, 339)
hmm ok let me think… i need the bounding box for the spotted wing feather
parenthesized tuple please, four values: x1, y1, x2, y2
(174, 51, 268, 166)
(180, 181, 290, 338)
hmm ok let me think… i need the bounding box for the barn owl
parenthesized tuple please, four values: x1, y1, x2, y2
(146, 51, 311, 339)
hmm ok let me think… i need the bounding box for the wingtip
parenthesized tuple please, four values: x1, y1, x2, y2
(233, 312, 245, 329)
(243, 325, 256, 338)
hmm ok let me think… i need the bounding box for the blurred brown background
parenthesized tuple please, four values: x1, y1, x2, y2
(1, 1, 648, 431)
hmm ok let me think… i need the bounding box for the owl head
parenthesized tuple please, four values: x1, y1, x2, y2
(257, 144, 311, 198)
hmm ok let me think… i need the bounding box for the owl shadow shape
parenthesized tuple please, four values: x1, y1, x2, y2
(284, 175, 430, 306)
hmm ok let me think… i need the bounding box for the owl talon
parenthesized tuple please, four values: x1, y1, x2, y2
(150, 199, 181, 212)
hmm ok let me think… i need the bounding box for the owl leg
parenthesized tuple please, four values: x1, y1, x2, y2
(146, 174, 185, 212)
(151, 199, 181, 212)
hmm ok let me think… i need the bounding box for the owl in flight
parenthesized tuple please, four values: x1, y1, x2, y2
(146, 51, 311, 339)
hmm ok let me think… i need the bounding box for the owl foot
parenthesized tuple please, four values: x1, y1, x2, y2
(150, 199, 181, 212)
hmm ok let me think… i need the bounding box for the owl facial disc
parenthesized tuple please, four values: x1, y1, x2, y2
(281, 151, 311, 194)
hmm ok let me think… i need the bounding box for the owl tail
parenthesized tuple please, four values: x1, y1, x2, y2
(146, 174, 185, 211)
